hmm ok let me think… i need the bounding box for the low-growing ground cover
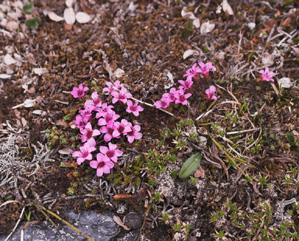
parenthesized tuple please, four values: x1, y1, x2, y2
(0, 0, 298, 240)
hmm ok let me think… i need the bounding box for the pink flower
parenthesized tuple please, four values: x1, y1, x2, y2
(112, 119, 131, 138)
(80, 122, 101, 143)
(100, 122, 116, 142)
(95, 103, 114, 119)
(99, 143, 123, 163)
(162, 88, 177, 103)
(183, 63, 201, 80)
(84, 92, 102, 111)
(98, 112, 120, 126)
(126, 100, 144, 116)
(103, 80, 122, 95)
(205, 85, 217, 100)
(178, 78, 193, 90)
(90, 153, 114, 177)
(103, 82, 115, 94)
(73, 114, 90, 129)
(71, 84, 89, 98)
(259, 67, 275, 82)
(111, 87, 132, 104)
(154, 97, 171, 109)
(79, 107, 92, 117)
(72, 138, 96, 165)
(174, 89, 192, 105)
(126, 124, 142, 143)
(198, 62, 215, 76)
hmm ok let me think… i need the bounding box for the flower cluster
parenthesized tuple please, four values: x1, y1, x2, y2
(154, 62, 217, 109)
(71, 81, 143, 177)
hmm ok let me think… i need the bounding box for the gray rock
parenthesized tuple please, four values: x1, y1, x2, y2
(0, 211, 120, 241)
(117, 229, 140, 241)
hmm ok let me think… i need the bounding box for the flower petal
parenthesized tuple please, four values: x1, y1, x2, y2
(209, 85, 216, 92)
(90, 160, 98, 168)
(77, 158, 85, 165)
(106, 161, 114, 169)
(103, 165, 111, 174)
(97, 168, 104, 177)
(104, 134, 112, 142)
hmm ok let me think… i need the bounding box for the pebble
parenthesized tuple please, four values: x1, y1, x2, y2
(123, 212, 142, 230)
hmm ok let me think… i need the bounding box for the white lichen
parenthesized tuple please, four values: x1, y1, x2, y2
(0, 132, 54, 195)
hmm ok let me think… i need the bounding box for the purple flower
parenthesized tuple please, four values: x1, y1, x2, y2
(173, 89, 192, 105)
(84, 92, 102, 111)
(126, 100, 144, 116)
(95, 103, 114, 119)
(78, 107, 92, 117)
(178, 78, 193, 90)
(98, 112, 120, 126)
(162, 88, 177, 103)
(99, 143, 123, 163)
(90, 153, 114, 177)
(205, 85, 217, 100)
(103, 80, 122, 95)
(73, 114, 90, 129)
(154, 97, 171, 109)
(259, 67, 275, 82)
(198, 62, 215, 76)
(80, 122, 101, 142)
(71, 84, 89, 98)
(72, 138, 96, 165)
(100, 122, 116, 142)
(183, 63, 201, 80)
(102, 82, 115, 94)
(126, 124, 142, 143)
(112, 119, 131, 138)
(111, 87, 132, 104)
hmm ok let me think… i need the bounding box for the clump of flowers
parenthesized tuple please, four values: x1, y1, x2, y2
(154, 61, 217, 109)
(259, 67, 275, 82)
(71, 81, 143, 177)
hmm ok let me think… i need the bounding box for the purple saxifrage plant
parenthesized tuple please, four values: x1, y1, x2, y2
(71, 81, 144, 177)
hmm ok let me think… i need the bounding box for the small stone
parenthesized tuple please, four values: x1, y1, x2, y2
(170, 196, 183, 206)
(123, 212, 142, 230)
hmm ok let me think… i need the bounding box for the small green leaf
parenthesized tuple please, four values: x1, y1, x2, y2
(25, 18, 41, 29)
(161, 128, 171, 138)
(107, 173, 120, 179)
(282, 0, 295, 6)
(135, 177, 140, 188)
(23, 3, 33, 15)
(112, 176, 122, 187)
(5, 195, 13, 200)
(133, 166, 142, 171)
(185, 19, 193, 31)
(286, 132, 295, 146)
(25, 212, 31, 221)
(179, 152, 201, 179)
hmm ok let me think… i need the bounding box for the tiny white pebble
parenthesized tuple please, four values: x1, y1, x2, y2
(247, 22, 256, 30)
